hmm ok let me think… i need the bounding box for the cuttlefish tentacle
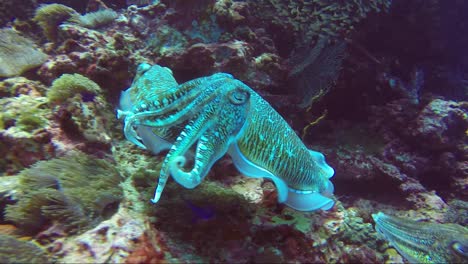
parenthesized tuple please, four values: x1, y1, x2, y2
(151, 111, 216, 203)
(170, 83, 251, 190)
(122, 75, 231, 148)
(152, 80, 251, 203)
(118, 63, 335, 211)
(131, 72, 231, 114)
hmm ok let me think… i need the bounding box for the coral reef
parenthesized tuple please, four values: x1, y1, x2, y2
(48, 75, 117, 146)
(0, 234, 49, 263)
(0, 0, 466, 263)
(4, 152, 123, 234)
(50, 208, 151, 263)
(0, 0, 37, 27)
(33, 3, 80, 41)
(0, 29, 48, 77)
(0, 91, 54, 174)
(253, 0, 392, 42)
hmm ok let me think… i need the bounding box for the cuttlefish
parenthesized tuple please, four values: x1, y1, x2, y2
(373, 212, 468, 263)
(118, 63, 335, 211)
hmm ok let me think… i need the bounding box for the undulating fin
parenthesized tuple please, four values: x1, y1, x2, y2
(118, 63, 335, 211)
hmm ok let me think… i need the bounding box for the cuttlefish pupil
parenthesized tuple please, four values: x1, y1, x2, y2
(118, 63, 335, 211)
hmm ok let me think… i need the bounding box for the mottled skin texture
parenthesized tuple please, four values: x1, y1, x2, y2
(118, 64, 334, 211)
(236, 91, 331, 192)
(373, 212, 468, 264)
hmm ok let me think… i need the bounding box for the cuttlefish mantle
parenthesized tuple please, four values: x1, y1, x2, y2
(118, 63, 335, 211)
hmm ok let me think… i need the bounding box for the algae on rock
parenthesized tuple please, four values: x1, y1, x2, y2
(47, 73, 116, 144)
(33, 3, 79, 40)
(0, 29, 48, 77)
(47, 73, 102, 104)
(71, 9, 119, 29)
(0, 94, 50, 135)
(4, 152, 124, 234)
(0, 234, 49, 263)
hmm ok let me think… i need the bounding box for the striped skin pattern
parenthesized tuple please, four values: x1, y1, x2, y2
(118, 63, 335, 211)
(230, 90, 335, 211)
(373, 212, 468, 263)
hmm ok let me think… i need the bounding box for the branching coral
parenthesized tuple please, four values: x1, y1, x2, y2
(4, 152, 123, 234)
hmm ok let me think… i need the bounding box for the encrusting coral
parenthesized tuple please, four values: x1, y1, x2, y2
(0, 76, 55, 174)
(4, 151, 123, 234)
(254, 0, 392, 42)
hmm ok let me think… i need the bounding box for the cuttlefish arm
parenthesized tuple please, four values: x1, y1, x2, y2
(151, 79, 251, 203)
(373, 212, 468, 264)
(117, 63, 179, 149)
(118, 63, 335, 211)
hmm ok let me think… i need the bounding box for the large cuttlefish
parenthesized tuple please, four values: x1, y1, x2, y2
(118, 63, 335, 211)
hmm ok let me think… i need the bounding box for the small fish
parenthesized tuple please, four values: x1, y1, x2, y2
(373, 212, 468, 264)
(180, 195, 216, 224)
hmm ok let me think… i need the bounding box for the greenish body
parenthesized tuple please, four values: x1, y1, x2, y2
(236, 91, 331, 192)
(373, 212, 468, 263)
(118, 63, 335, 211)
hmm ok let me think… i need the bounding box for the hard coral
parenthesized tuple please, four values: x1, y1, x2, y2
(46, 73, 117, 146)
(0, 77, 48, 97)
(0, 94, 54, 174)
(254, 0, 391, 42)
(125, 233, 165, 264)
(213, 0, 249, 28)
(37, 21, 133, 91)
(53, 208, 151, 263)
(411, 99, 467, 150)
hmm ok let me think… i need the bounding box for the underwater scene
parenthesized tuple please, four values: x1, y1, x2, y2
(0, 0, 467, 263)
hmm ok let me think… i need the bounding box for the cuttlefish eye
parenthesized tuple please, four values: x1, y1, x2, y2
(451, 241, 468, 257)
(228, 88, 250, 105)
(137, 63, 151, 74)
